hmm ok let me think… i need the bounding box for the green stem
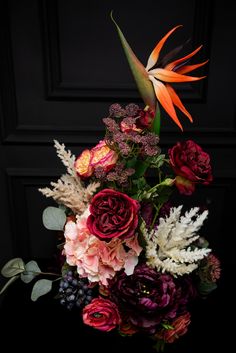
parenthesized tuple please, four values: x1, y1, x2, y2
(26, 271, 61, 277)
(53, 277, 62, 283)
(151, 203, 162, 229)
(152, 103, 161, 136)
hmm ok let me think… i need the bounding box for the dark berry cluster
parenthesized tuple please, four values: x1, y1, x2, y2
(59, 270, 94, 310)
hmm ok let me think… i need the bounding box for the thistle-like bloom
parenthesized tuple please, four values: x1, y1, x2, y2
(112, 15, 207, 130)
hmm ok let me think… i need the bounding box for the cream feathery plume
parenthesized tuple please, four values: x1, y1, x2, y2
(39, 141, 100, 214)
(143, 206, 211, 276)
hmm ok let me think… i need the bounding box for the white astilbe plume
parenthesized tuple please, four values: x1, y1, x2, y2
(143, 206, 211, 276)
(39, 141, 100, 214)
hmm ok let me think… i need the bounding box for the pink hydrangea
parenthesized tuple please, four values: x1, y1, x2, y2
(63, 209, 142, 286)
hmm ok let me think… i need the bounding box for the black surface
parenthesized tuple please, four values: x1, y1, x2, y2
(0, 1, 235, 352)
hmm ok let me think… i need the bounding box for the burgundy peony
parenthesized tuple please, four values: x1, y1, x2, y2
(82, 298, 121, 332)
(109, 264, 186, 333)
(168, 140, 213, 195)
(87, 189, 140, 240)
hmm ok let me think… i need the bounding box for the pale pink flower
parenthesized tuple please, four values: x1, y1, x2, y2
(63, 209, 143, 286)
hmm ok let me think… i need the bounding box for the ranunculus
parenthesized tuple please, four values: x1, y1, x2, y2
(87, 189, 140, 240)
(90, 140, 118, 172)
(157, 312, 191, 343)
(109, 264, 185, 333)
(83, 298, 121, 332)
(168, 140, 213, 195)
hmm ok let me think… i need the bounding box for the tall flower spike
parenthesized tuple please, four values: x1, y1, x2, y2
(112, 15, 207, 130)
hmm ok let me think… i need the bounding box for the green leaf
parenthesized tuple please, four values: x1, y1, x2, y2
(161, 323, 174, 330)
(149, 154, 166, 169)
(21, 260, 41, 284)
(61, 262, 71, 277)
(198, 281, 217, 297)
(111, 12, 156, 111)
(126, 157, 137, 169)
(31, 279, 52, 301)
(133, 160, 149, 178)
(0, 275, 20, 295)
(42, 206, 66, 231)
(1, 258, 25, 278)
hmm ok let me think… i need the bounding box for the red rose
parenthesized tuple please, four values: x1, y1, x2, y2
(83, 298, 121, 332)
(169, 140, 213, 195)
(87, 189, 140, 240)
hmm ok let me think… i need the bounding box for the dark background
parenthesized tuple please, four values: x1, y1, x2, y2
(0, 0, 235, 351)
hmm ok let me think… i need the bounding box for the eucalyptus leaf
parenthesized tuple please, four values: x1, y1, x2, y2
(31, 279, 52, 301)
(0, 275, 20, 295)
(42, 206, 66, 231)
(1, 258, 25, 278)
(21, 260, 41, 283)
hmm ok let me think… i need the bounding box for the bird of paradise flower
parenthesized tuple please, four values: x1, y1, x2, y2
(111, 13, 208, 133)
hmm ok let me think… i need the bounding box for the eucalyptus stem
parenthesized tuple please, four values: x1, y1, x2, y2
(25, 270, 61, 277)
(53, 277, 62, 283)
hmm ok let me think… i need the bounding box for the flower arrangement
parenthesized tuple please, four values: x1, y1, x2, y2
(0, 15, 220, 352)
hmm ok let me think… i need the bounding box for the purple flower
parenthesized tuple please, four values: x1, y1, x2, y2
(109, 264, 186, 333)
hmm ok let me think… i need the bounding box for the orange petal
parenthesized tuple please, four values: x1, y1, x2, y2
(149, 68, 205, 82)
(165, 45, 202, 71)
(74, 149, 93, 178)
(166, 84, 193, 122)
(177, 60, 209, 74)
(146, 25, 182, 71)
(149, 76, 183, 130)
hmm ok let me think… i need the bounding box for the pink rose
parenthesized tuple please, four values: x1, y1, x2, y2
(83, 298, 121, 332)
(90, 140, 118, 172)
(87, 189, 140, 240)
(169, 140, 213, 195)
(75, 141, 118, 178)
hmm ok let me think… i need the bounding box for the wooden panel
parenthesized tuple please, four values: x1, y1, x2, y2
(0, 0, 235, 145)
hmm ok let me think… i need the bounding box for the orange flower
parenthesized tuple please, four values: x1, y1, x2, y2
(74, 149, 93, 178)
(146, 26, 208, 130)
(74, 140, 118, 178)
(112, 14, 207, 130)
